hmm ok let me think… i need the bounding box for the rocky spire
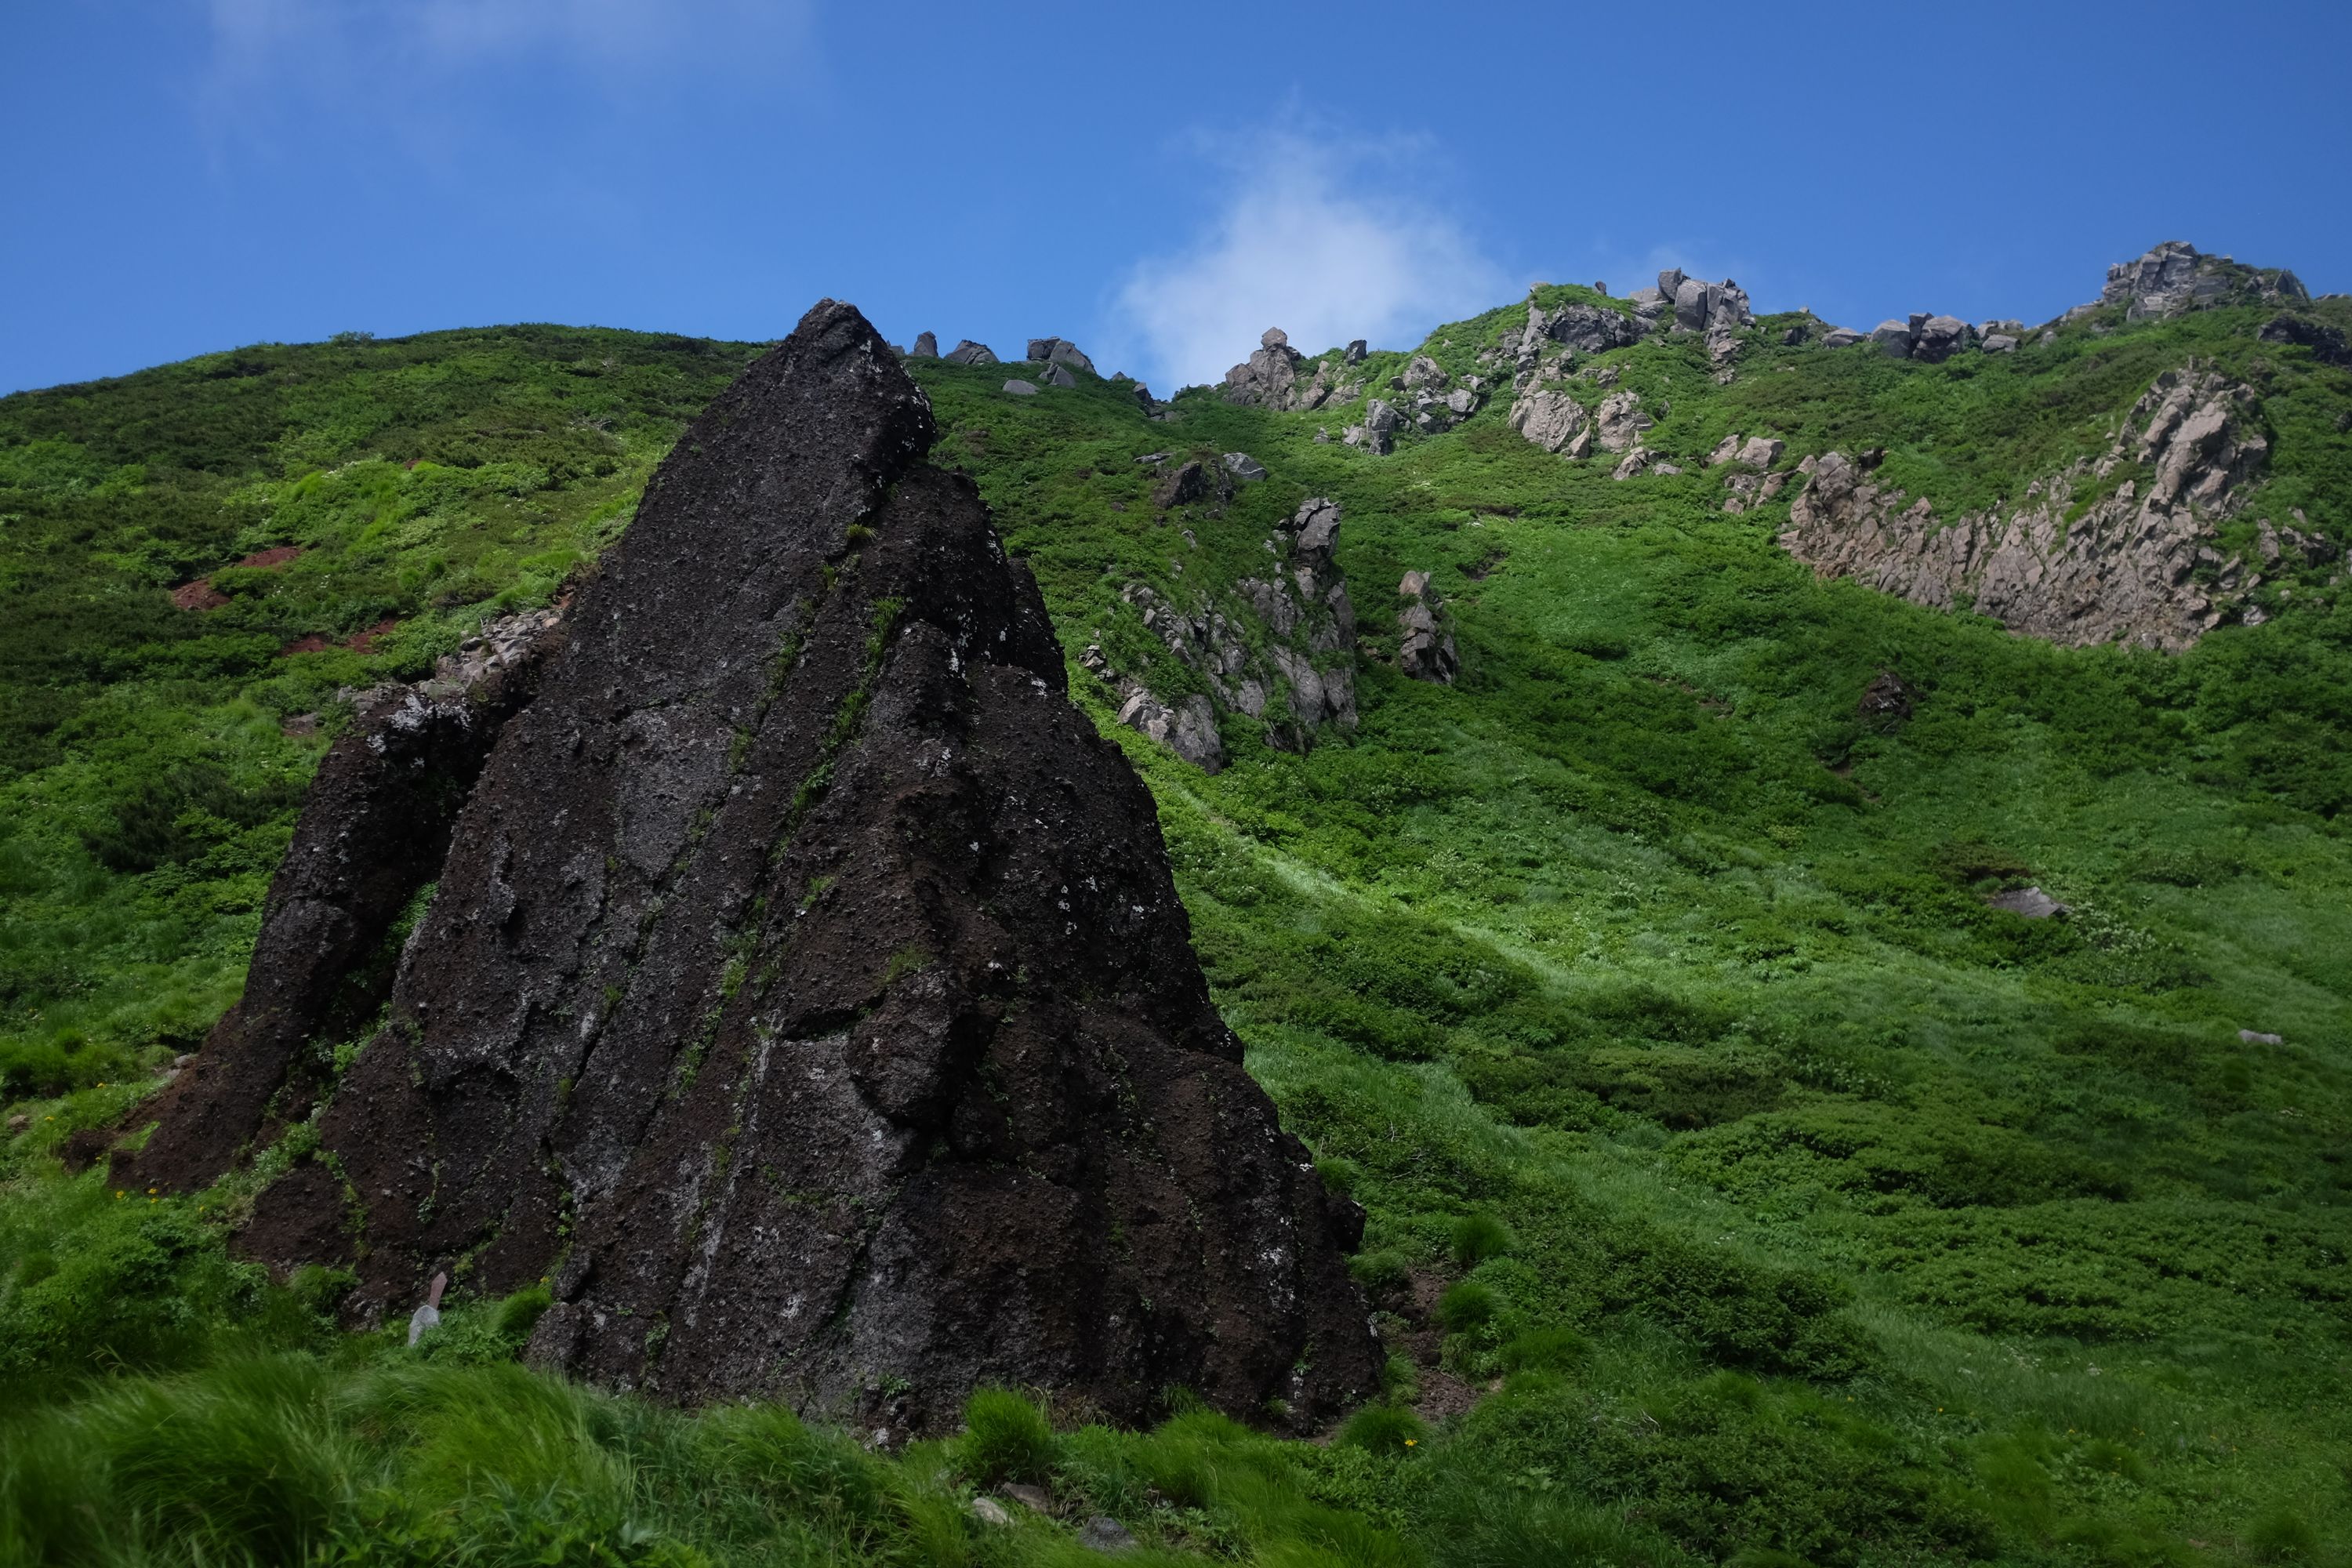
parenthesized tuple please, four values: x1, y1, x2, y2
(133, 299, 1378, 1434)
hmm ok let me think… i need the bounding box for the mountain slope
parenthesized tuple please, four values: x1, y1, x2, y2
(3, 249, 2350, 1566)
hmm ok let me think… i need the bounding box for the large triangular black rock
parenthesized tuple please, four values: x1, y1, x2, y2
(142, 300, 1377, 1431)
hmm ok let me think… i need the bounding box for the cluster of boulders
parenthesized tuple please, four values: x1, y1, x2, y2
(1223, 328, 1368, 412)
(1084, 496, 1360, 769)
(1780, 365, 2290, 649)
(1866, 314, 1977, 362)
(1709, 434, 1790, 514)
(2093, 241, 2309, 321)
(1504, 379, 1666, 471)
(1396, 571, 1458, 684)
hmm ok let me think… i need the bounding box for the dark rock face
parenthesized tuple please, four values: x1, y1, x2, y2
(122, 624, 564, 1195)
(146, 300, 1377, 1434)
(2259, 314, 2352, 367)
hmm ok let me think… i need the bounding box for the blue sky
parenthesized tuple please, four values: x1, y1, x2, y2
(5, 0, 2349, 397)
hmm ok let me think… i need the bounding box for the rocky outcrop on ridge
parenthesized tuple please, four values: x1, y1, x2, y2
(129, 300, 1377, 1435)
(1781, 366, 2282, 649)
(1090, 496, 1360, 767)
(1223, 328, 1367, 413)
(2096, 241, 2308, 321)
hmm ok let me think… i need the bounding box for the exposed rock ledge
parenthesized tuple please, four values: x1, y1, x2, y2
(1088, 496, 1359, 769)
(1780, 367, 2280, 651)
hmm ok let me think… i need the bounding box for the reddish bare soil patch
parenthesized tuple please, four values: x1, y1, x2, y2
(344, 618, 401, 652)
(171, 581, 229, 612)
(237, 546, 304, 569)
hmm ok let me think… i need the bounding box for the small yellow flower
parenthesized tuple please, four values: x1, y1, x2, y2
(1403, 1439, 1417, 1447)
(147, 1187, 157, 1195)
(115, 1190, 125, 1199)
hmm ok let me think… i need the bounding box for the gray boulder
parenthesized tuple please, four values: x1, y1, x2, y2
(1222, 452, 1268, 482)
(1983, 333, 2019, 354)
(1401, 354, 1449, 390)
(1821, 326, 1864, 348)
(1003, 379, 1040, 396)
(910, 331, 938, 358)
(1040, 364, 1078, 389)
(1657, 267, 1689, 299)
(1870, 321, 1914, 358)
(1117, 688, 1225, 772)
(945, 340, 998, 366)
(1223, 331, 1305, 408)
(1508, 388, 1592, 456)
(1593, 390, 1653, 452)
(1626, 286, 1670, 322)
(1396, 574, 1459, 686)
(1344, 339, 1368, 363)
(1544, 303, 1645, 353)
(1987, 887, 2068, 919)
(1911, 316, 1970, 364)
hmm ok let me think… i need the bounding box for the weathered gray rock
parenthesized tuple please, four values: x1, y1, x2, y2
(1224, 330, 1305, 408)
(2240, 1029, 2285, 1046)
(1396, 572, 1459, 685)
(1987, 887, 2068, 919)
(1539, 303, 1646, 354)
(1401, 354, 1449, 390)
(910, 332, 938, 358)
(1222, 452, 1268, 482)
(1782, 367, 2270, 650)
(1345, 399, 1401, 455)
(946, 340, 998, 366)
(1593, 390, 1653, 453)
(1080, 1517, 1139, 1553)
(1003, 379, 1040, 397)
(1509, 387, 1592, 456)
(2097, 241, 2309, 321)
(1982, 334, 2020, 354)
(1116, 688, 1225, 771)
(1709, 434, 1784, 470)
(1821, 327, 1864, 348)
(1912, 316, 1969, 364)
(1627, 286, 1670, 323)
(1343, 339, 1367, 364)
(1657, 268, 1689, 299)
(1870, 321, 1914, 358)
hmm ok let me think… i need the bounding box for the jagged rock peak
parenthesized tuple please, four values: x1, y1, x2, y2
(2097, 241, 2309, 321)
(131, 299, 1377, 1434)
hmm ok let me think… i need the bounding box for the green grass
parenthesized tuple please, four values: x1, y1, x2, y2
(5, 295, 2352, 1565)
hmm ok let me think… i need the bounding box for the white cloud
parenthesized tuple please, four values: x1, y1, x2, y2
(1110, 132, 1509, 393)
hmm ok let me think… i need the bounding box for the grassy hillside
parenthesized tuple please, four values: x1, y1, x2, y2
(3, 292, 2350, 1568)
